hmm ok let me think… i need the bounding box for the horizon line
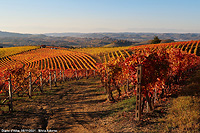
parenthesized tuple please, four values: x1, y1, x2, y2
(1, 30, 200, 35)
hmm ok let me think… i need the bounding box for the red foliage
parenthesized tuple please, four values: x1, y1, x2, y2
(97, 47, 200, 100)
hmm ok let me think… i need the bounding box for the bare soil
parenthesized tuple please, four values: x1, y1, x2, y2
(0, 78, 113, 133)
(0, 77, 168, 133)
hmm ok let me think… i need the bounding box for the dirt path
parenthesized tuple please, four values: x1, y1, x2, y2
(43, 79, 112, 133)
(0, 77, 172, 133)
(0, 78, 114, 133)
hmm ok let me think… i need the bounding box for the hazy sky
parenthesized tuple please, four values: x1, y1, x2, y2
(0, 0, 200, 34)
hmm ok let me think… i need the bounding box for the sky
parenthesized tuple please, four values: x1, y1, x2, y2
(0, 0, 200, 34)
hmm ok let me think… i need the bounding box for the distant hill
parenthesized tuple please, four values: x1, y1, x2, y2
(104, 40, 134, 47)
(0, 31, 46, 38)
(0, 31, 115, 47)
(134, 40, 152, 46)
(160, 39, 175, 43)
(45, 32, 85, 37)
(134, 39, 175, 46)
(0, 31, 200, 48)
(2, 31, 200, 41)
(45, 32, 200, 42)
(0, 31, 31, 37)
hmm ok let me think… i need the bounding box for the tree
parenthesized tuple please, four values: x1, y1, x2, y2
(151, 36, 161, 44)
(40, 45, 46, 48)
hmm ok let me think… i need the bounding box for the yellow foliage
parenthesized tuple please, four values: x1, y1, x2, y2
(0, 46, 40, 58)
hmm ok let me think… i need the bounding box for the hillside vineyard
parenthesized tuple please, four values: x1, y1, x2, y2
(0, 40, 199, 124)
(69, 40, 200, 63)
(0, 48, 97, 71)
(0, 40, 199, 71)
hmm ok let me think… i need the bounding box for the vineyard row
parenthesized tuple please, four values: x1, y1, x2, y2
(0, 48, 97, 71)
(102, 40, 200, 62)
(98, 47, 200, 120)
(0, 68, 96, 112)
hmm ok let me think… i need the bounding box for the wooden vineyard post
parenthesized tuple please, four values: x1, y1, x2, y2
(147, 101, 150, 113)
(62, 71, 65, 82)
(104, 70, 108, 93)
(127, 79, 129, 92)
(59, 70, 62, 83)
(107, 72, 115, 102)
(8, 74, 13, 112)
(54, 71, 57, 87)
(135, 64, 142, 121)
(49, 72, 52, 90)
(40, 72, 43, 93)
(86, 69, 88, 79)
(93, 70, 95, 78)
(123, 84, 127, 93)
(154, 88, 157, 104)
(75, 70, 78, 80)
(29, 72, 32, 98)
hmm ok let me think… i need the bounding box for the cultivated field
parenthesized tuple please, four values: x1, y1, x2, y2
(0, 40, 199, 132)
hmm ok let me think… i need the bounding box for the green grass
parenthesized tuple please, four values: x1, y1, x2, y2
(94, 85, 105, 92)
(107, 96, 136, 116)
(0, 105, 9, 112)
